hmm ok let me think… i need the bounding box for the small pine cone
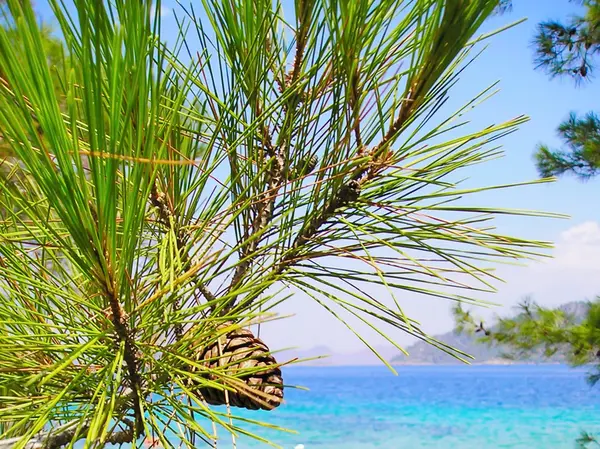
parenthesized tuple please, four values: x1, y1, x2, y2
(293, 154, 319, 178)
(340, 179, 361, 202)
(193, 325, 284, 411)
(302, 154, 319, 174)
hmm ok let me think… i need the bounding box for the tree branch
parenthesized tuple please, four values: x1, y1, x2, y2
(225, 134, 283, 310)
(275, 81, 423, 273)
(0, 391, 136, 449)
(223, 10, 313, 311)
(102, 281, 143, 437)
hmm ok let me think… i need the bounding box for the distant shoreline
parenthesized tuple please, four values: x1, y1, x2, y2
(391, 361, 562, 366)
(286, 360, 564, 368)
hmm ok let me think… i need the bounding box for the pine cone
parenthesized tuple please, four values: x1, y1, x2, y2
(295, 154, 318, 177)
(193, 325, 284, 411)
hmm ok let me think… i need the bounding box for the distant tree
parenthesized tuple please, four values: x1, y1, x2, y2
(454, 299, 600, 448)
(533, 1, 600, 179)
(0, 3, 67, 163)
(500, 0, 600, 179)
(460, 3, 599, 446)
(455, 299, 600, 379)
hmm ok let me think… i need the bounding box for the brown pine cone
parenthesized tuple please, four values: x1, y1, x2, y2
(193, 325, 284, 411)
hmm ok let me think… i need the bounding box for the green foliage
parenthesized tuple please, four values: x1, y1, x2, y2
(0, 5, 67, 163)
(536, 112, 600, 179)
(0, 0, 555, 448)
(532, 1, 600, 179)
(533, 1, 600, 80)
(499, 0, 600, 78)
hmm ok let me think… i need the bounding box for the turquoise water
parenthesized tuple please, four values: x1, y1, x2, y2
(224, 365, 599, 448)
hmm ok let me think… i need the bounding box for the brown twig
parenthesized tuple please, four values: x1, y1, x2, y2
(225, 142, 283, 310)
(268, 72, 426, 283)
(103, 281, 144, 437)
(149, 181, 218, 330)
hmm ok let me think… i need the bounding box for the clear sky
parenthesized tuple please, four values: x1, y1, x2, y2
(34, 1, 600, 354)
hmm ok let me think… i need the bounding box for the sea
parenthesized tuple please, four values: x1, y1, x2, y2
(218, 365, 599, 449)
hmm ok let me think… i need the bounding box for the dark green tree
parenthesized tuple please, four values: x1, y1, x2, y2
(534, 1, 600, 179)
(502, 0, 600, 179)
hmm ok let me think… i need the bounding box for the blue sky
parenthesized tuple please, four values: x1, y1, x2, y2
(34, 1, 600, 354)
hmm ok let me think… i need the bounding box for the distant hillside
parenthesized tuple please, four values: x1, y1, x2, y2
(391, 301, 590, 365)
(281, 302, 590, 367)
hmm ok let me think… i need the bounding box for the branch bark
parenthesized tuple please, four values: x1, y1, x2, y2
(0, 420, 134, 449)
(0, 391, 136, 449)
(103, 282, 143, 436)
(225, 149, 283, 305)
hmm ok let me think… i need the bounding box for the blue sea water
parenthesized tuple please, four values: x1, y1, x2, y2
(224, 365, 600, 449)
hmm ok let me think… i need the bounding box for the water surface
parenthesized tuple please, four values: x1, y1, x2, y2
(227, 365, 599, 448)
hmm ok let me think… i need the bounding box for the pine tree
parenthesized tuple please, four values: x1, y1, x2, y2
(534, 1, 600, 179)
(499, 1, 600, 179)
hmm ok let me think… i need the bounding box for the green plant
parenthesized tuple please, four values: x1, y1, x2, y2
(0, 0, 554, 448)
(533, 0, 600, 179)
(454, 299, 600, 371)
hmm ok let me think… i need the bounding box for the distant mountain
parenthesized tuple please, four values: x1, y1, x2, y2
(392, 332, 507, 365)
(280, 301, 590, 367)
(391, 301, 590, 365)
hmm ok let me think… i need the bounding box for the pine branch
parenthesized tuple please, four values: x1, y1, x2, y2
(454, 298, 600, 382)
(233, 1, 508, 311)
(273, 66, 428, 275)
(223, 6, 313, 311)
(226, 142, 283, 306)
(149, 181, 218, 316)
(535, 111, 600, 179)
(0, 390, 137, 449)
(534, 17, 599, 80)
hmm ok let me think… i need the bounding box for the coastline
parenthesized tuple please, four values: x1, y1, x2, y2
(286, 359, 564, 367)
